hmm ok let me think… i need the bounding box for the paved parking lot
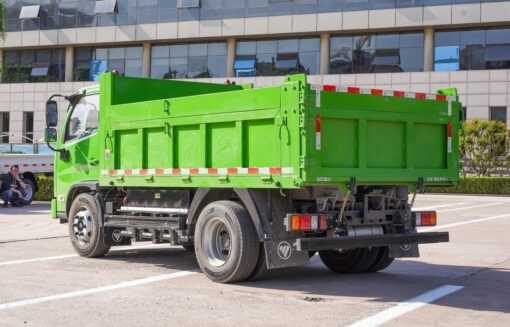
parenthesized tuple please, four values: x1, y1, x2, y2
(1, 194, 509, 327)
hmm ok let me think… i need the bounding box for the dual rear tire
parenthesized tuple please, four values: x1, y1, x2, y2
(319, 246, 394, 274)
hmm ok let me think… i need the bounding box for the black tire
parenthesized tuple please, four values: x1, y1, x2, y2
(68, 193, 110, 258)
(319, 247, 379, 274)
(367, 247, 395, 272)
(247, 243, 273, 281)
(195, 201, 259, 283)
(181, 242, 195, 251)
(21, 178, 35, 205)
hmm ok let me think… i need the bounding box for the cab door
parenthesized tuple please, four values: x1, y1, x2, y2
(55, 93, 101, 214)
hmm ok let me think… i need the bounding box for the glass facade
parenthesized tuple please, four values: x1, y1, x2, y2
(235, 38, 320, 77)
(151, 42, 227, 79)
(330, 32, 424, 74)
(0, 112, 9, 144)
(2, 49, 65, 83)
(74, 46, 143, 81)
(3, 0, 506, 32)
(435, 28, 510, 71)
(490, 106, 507, 123)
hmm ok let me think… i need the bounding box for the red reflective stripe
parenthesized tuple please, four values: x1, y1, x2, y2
(347, 87, 360, 94)
(393, 91, 405, 97)
(447, 122, 452, 137)
(190, 168, 199, 174)
(208, 168, 218, 174)
(110, 170, 117, 175)
(436, 94, 447, 101)
(316, 115, 321, 133)
(172, 169, 181, 174)
(371, 89, 383, 96)
(415, 93, 427, 99)
(227, 168, 237, 174)
(323, 85, 336, 92)
(248, 168, 259, 174)
(138, 169, 147, 175)
(270, 167, 281, 174)
(155, 169, 165, 175)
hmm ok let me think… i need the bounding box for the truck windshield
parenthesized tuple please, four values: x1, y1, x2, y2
(65, 94, 99, 142)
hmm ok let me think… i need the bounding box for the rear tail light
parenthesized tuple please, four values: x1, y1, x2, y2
(414, 211, 437, 226)
(286, 214, 328, 231)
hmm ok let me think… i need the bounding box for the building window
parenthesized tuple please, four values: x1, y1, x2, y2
(0, 112, 9, 144)
(151, 42, 227, 79)
(435, 28, 510, 72)
(74, 46, 143, 81)
(490, 107, 507, 124)
(330, 32, 423, 74)
(235, 38, 320, 77)
(23, 112, 34, 144)
(2, 49, 65, 83)
(460, 107, 467, 122)
(94, 0, 118, 14)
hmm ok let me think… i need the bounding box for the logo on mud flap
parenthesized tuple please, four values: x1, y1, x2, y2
(112, 230, 123, 243)
(400, 244, 411, 251)
(277, 241, 292, 260)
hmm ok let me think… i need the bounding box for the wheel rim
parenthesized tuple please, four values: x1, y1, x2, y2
(23, 185, 33, 201)
(202, 217, 232, 267)
(72, 207, 93, 245)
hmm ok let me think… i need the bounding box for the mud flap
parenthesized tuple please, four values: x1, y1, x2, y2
(389, 243, 419, 258)
(264, 239, 310, 269)
(103, 227, 132, 246)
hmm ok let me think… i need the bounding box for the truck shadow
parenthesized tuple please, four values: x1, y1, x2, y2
(101, 247, 510, 315)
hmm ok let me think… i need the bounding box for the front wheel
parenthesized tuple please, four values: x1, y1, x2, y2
(68, 193, 110, 258)
(195, 201, 259, 283)
(21, 178, 35, 205)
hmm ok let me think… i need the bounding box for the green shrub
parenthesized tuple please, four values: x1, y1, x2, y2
(34, 176, 54, 201)
(428, 177, 510, 195)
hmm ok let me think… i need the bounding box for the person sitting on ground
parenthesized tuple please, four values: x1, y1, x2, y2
(1, 165, 29, 208)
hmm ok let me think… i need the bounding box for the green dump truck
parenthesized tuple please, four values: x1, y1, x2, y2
(45, 73, 460, 283)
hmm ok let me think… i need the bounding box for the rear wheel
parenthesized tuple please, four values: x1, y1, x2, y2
(319, 247, 379, 274)
(367, 247, 395, 272)
(21, 178, 35, 205)
(195, 201, 259, 283)
(68, 193, 110, 258)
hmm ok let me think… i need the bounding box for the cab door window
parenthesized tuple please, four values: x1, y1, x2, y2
(64, 94, 99, 143)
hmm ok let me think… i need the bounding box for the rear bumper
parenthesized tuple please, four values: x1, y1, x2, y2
(296, 232, 449, 251)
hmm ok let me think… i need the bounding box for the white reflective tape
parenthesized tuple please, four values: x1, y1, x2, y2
(117, 170, 125, 175)
(180, 169, 190, 175)
(132, 169, 140, 175)
(282, 167, 294, 174)
(101, 170, 109, 175)
(218, 168, 228, 175)
(382, 90, 393, 96)
(448, 100, 452, 116)
(405, 92, 415, 98)
(237, 168, 248, 174)
(337, 86, 348, 93)
(448, 137, 452, 153)
(198, 168, 208, 174)
(259, 167, 270, 174)
(163, 168, 173, 175)
(147, 169, 156, 175)
(426, 94, 436, 100)
(360, 88, 371, 95)
(315, 90, 321, 107)
(316, 132, 321, 150)
(310, 84, 320, 91)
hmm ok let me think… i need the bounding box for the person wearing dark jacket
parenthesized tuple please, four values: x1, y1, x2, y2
(1, 165, 28, 207)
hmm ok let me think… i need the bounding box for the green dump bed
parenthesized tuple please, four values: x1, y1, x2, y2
(98, 73, 460, 191)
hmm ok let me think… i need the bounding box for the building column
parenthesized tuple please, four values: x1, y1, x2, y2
(424, 28, 435, 72)
(0, 49, 3, 83)
(226, 38, 236, 78)
(320, 33, 330, 75)
(142, 42, 151, 78)
(65, 46, 74, 82)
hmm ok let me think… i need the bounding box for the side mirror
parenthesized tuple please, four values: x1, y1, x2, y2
(46, 100, 58, 127)
(44, 127, 57, 143)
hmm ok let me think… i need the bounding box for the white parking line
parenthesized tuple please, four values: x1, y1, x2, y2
(0, 243, 172, 267)
(348, 285, 464, 327)
(436, 202, 503, 213)
(422, 213, 510, 232)
(0, 270, 198, 310)
(412, 202, 467, 211)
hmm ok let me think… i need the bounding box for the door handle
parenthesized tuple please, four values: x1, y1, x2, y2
(89, 158, 99, 166)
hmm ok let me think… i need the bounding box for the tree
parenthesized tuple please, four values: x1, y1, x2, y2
(460, 119, 510, 177)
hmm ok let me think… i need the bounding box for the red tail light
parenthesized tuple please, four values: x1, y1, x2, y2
(286, 214, 329, 231)
(414, 211, 437, 226)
